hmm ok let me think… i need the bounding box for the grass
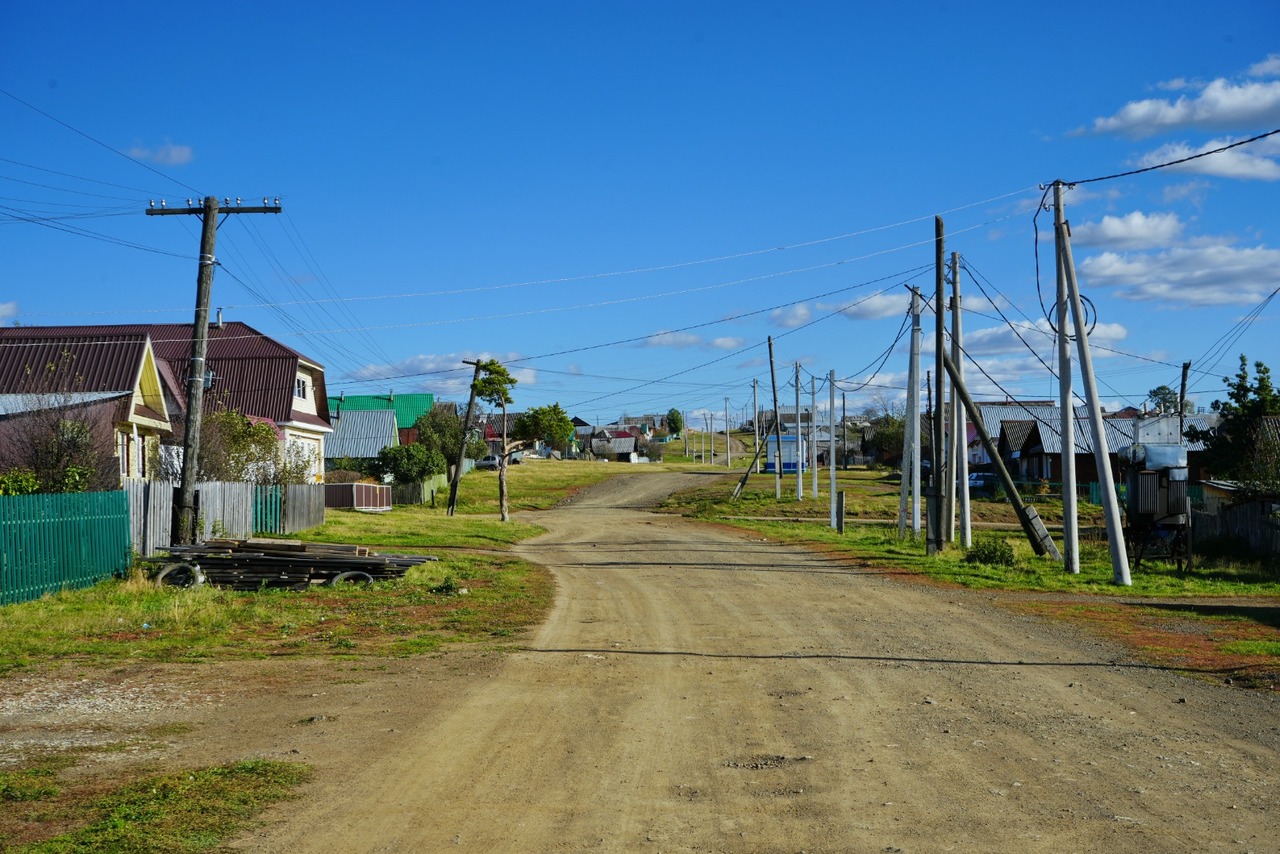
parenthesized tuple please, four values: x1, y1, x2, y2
(5, 759, 308, 853)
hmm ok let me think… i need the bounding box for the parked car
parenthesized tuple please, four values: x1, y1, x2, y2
(968, 472, 1000, 498)
(476, 455, 500, 471)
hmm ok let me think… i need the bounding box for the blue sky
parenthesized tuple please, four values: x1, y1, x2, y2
(3, 2, 1280, 430)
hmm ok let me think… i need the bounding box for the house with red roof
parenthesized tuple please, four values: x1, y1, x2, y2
(0, 322, 332, 482)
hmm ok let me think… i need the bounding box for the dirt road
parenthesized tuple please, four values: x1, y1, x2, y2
(232, 471, 1277, 852)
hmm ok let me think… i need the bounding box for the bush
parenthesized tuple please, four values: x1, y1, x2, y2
(966, 535, 1017, 567)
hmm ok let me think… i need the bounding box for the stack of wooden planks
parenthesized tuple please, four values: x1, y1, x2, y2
(160, 538, 437, 590)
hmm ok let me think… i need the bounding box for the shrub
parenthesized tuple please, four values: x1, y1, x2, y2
(966, 535, 1017, 567)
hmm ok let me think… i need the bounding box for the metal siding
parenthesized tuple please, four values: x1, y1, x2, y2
(326, 409, 399, 459)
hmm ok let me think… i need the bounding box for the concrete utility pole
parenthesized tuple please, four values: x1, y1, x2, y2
(829, 369, 837, 529)
(898, 287, 922, 539)
(1055, 182, 1131, 585)
(752, 379, 761, 473)
(810, 376, 819, 498)
(768, 337, 783, 499)
(929, 216, 946, 555)
(147, 195, 281, 545)
(795, 362, 803, 500)
(951, 252, 972, 548)
(724, 397, 731, 467)
(1053, 183, 1080, 574)
(448, 360, 484, 516)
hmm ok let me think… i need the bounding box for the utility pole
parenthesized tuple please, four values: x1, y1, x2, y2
(752, 379, 761, 473)
(768, 337, 783, 499)
(810, 376, 819, 498)
(841, 392, 847, 471)
(795, 362, 803, 500)
(1054, 183, 1080, 574)
(1055, 182, 1130, 585)
(1179, 361, 1191, 438)
(724, 397, 731, 467)
(829, 369, 837, 529)
(448, 360, 484, 516)
(929, 216, 945, 556)
(147, 195, 281, 545)
(898, 287, 922, 539)
(951, 252, 972, 548)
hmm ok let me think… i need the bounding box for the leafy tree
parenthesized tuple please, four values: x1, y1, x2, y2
(165, 410, 317, 485)
(665, 408, 684, 436)
(513, 403, 574, 453)
(373, 443, 446, 483)
(1186, 355, 1280, 494)
(1147, 384, 1191, 414)
(412, 406, 486, 464)
(472, 360, 519, 521)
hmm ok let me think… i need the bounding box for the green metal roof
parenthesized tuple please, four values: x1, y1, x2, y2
(328, 393, 434, 430)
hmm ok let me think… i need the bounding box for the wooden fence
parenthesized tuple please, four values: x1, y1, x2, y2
(124, 480, 325, 555)
(1192, 502, 1280, 557)
(390, 475, 449, 507)
(0, 491, 132, 605)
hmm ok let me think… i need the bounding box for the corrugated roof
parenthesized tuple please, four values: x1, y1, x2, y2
(0, 391, 128, 416)
(0, 333, 148, 395)
(327, 393, 435, 430)
(0, 323, 329, 427)
(1025, 415, 1212, 455)
(326, 409, 399, 459)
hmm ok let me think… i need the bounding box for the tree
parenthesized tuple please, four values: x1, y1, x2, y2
(1147, 384, 1192, 415)
(665, 408, 684, 437)
(472, 360, 519, 521)
(513, 403, 574, 453)
(373, 443, 447, 484)
(0, 400, 118, 494)
(1186, 355, 1280, 494)
(413, 405, 486, 465)
(164, 410, 316, 485)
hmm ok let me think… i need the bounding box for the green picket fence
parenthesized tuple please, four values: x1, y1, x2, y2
(254, 485, 283, 535)
(0, 491, 133, 605)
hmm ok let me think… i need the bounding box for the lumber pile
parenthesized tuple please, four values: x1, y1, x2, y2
(160, 538, 437, 590)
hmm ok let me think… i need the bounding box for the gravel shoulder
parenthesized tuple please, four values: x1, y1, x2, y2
(4, 471, 1277, 852)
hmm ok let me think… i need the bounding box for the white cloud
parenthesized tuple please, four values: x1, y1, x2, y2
(644, 331, 703, 348)
(1091, 77, 1280, 136)
(345, 351, 533, 399)
(770, 303, 811, 328)
(1162, 180, 1211, 205)
(1071, 211, 1185, 250)
(710, 337, 744, 349)
(1248, 54, 1280, 77)
(1079, 244, 1280, 305)
(127, 140, 194, 166)
(0, 302, 16, 320)
(1135, 137, 1280, 181)
(818, 291, 908, 321)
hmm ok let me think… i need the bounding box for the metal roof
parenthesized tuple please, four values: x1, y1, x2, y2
(326, 409, 399, 459)
(327, 393, 434, 430)
(0, 323, 329, 427)
(0, 391, 129, 416)
(0, 333, 148, 395)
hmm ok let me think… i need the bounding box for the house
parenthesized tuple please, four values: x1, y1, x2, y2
(0, 331, 172, 481)
(591, 430, 639, 462)
(0, 322, 332, 482)
(327, 392, 435, 445)
(325, 408, 399, 471)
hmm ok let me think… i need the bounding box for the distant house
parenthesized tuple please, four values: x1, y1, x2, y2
(325, 408, 399, 471)
(591, 430, 639, 462)
(327, 392, 435, 445)
(0, 331, 172, 480)
(0, 322, 332, 482)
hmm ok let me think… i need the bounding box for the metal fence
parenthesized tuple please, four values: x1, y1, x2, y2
(0, 491, 132, 605)
(390, 475, 449, 507)
(325, 482, 392, 511)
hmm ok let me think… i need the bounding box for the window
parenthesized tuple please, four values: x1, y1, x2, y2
(295, 377, 307, 399)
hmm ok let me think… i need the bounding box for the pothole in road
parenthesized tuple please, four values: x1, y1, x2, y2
(723, 754, 814, 770)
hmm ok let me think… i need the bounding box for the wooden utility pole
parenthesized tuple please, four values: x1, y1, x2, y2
(1179, 361, 1191, 438)
(768, 337, 783, 499)
(147, 196, 281, 545)
(929, 216, 946, 555)
(448, 360, 484, 516)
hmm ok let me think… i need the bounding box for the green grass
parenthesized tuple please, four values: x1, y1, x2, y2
(10, 760, 308, 853)
(1221, 640, 1280, 656)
